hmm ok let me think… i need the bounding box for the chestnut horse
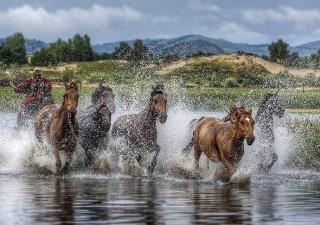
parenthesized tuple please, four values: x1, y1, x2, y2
(183, 105, 255, 181)
(111, 85, 167, 176)
(34, 83, 80, 175)
(78, 83, 116, 166)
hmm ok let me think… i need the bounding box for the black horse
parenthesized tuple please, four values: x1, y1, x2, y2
(78, 83, 116, 166)
(254, 93, 285, 173)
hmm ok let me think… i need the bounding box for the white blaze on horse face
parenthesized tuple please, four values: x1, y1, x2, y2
(245, 117, 250, 122)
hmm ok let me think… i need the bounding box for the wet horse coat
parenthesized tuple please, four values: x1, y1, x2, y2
(254, 93, 285, 172)
(78, 84, 115, 166)
(34, 83, 80, 174)
(111, 85, 167, 176)
(183, 106, 255, 181)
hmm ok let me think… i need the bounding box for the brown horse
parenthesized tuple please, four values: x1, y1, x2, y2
(183, 105, 255, 181)
(111, 85, 167, 176)
(34, 83, 80, 175)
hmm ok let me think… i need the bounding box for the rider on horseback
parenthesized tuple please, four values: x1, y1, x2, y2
(12, 69, 53, 128)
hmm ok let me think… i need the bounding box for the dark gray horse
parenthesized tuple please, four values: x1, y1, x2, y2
(255, 93, 285, 173)
(111, 85, 168, 176)
(78, 84, 116, 166)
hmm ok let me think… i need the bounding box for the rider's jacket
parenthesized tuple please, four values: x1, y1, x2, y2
(14, 78, 52, 106)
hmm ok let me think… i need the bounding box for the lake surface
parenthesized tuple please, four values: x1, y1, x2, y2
(1, 175, 320, 225)
(1, 111, 320, 225)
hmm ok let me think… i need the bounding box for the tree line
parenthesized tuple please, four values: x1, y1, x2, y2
(1, 32, 320, 68)
(31, 34, 94, 66)
(267, 39, 320, 69)
(0, 33, 151, 67)
(0, 33, 27, 67)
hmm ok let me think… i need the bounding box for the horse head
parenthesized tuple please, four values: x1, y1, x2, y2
(64, 82, 79, 113)
(94, 104, 111, 128)
(256, 93, 285, 122)
(229, 105, 255, 145)
(150, 84, 168, 124)
(92, 82, 116, 114)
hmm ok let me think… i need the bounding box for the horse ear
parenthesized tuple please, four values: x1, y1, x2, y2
(229, 104, 237, 113)
(152, 85, 156, 91)
(65, 83, 69, 90)
(98, 79, 103, 88)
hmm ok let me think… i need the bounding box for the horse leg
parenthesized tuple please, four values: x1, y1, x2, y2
(222, 159, 237, 182)
(206, 158, 210, 170)
(182, 136, 194, 155)
(34, 121, 44, 144)
(61, 151, 73, 175)
(194, 146, 202, 177)
(266, 152, 278, 172)
(54, 147, 62, 175)
(147, 145, 160, 176)
(84, 148, 94, 167)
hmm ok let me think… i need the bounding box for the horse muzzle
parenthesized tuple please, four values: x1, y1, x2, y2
(246, 135, 255, 145)
(159, 115, 167, 124)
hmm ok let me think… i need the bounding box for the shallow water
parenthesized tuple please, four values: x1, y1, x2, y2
(1, 175, 320, 225)
(1, 111, 320, 224)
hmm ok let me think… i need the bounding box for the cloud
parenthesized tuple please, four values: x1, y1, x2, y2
(240, 6, 320, 44)
(0, 4, 141, 41)
(242, 6, 320, 25)
(215, 22, 270, 43)
(188, 0, 220, 13)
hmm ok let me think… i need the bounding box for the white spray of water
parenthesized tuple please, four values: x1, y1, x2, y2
(0, 98, 295, 181)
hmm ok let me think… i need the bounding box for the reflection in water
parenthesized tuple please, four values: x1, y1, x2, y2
(31, 178, 75, 224)
(192, 184, 251, 224)
(252, 184, 278, 224)
(1, 176, 320, 224)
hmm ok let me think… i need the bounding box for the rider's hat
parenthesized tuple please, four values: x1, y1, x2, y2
(33, 68, 42, 76)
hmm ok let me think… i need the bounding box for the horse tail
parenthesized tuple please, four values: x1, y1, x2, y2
(182, 117, 204, 155)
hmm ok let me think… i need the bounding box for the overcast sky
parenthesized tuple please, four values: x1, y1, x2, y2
(0, 0, 320, 45)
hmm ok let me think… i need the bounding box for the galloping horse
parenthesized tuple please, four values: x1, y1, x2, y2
(78, 83, 116, 166)
(34, 83, 80, 175)
(111, 85, 168, 176)
(183, 105, 255, 181)
(255, 93, 285, 172)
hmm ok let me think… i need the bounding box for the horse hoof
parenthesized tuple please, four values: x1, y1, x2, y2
(147, 169, 153, 177)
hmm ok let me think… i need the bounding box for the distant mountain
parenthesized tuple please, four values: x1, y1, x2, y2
(25, 39, 49, 54)
(93, 34, 269, 57)
(0, 37, 49, 54)
(292, 41, 320, 56)
(1, 34, 320, 57)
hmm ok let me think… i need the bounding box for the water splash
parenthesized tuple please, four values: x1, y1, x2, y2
(0, 102, 314, 183)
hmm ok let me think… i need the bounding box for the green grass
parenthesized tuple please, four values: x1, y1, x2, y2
(168, 58, 269, 87)
(287, 118, 320, 171)
(1, 85, 320, 112)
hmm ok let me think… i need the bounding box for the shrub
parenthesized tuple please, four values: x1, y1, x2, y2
(224, 77, 240, 87)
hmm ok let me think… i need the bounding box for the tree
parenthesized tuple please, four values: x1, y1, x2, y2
(310, 50, 320, 69)
(283, 52, 300, 68)
(268, 39, 289, 63)
(30, 33, 94, 66)
(114, 42, 132, 60)
(82, 34, 94, 61)
(0, 33, 27, 66)
(30, 48, 57, 66)
(131, 39, 149, 62)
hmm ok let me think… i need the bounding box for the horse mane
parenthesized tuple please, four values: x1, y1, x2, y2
(223, 106, 246, 122)
(66, 82, 78, 91)
(91, 85, 113, 105)
(256, 93, 276, 120)
(150, 84, 165, 97)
